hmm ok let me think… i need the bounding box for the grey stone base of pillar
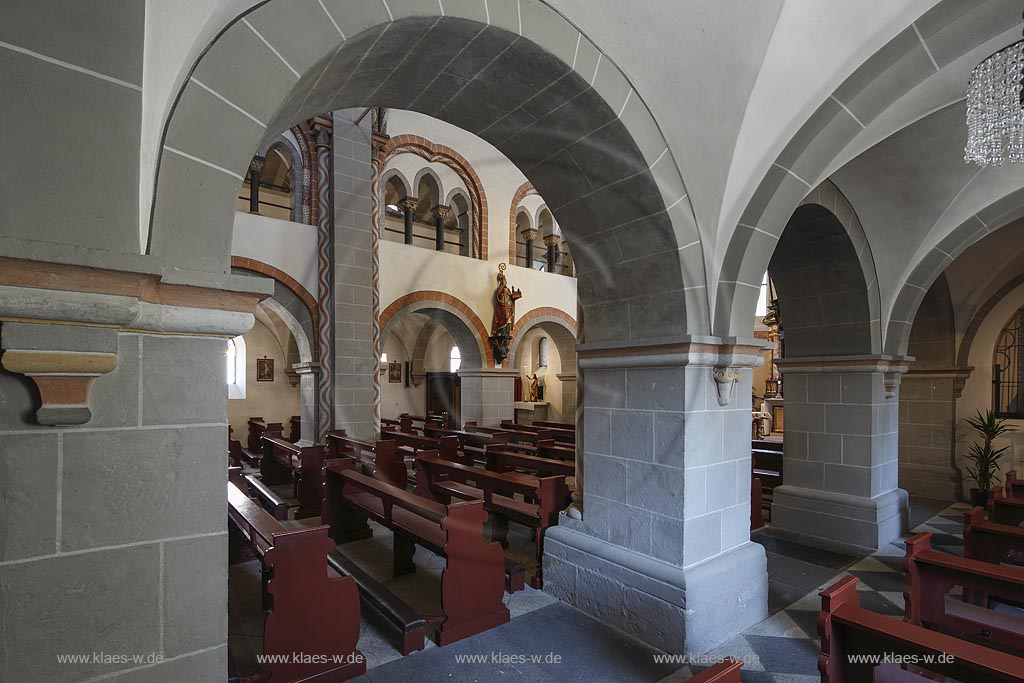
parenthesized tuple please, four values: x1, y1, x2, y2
(542, 519, 768, 654)
(898, 463, 959, 501)
(771, 486, 909, 554)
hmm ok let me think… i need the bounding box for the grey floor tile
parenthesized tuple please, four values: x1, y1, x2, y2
(744, 635, 820, 676)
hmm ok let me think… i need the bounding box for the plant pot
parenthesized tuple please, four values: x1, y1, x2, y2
(969, 488, 989, 508)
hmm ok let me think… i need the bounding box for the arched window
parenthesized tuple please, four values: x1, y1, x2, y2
(538, 337, 549, 368)
(756, 272, 770, 318)
(227, 336, 246, 399)
(450, 345, 462, 373)
(994, 307, 1024, 418)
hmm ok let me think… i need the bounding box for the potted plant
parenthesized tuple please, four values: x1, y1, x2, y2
(962, 410, 1014, 508)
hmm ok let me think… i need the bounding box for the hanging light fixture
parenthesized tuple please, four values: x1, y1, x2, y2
(965, 14, 1024, 166)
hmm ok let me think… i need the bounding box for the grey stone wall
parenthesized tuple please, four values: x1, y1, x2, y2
(544, 355, 768, 654)
(898, 275, 958, 500)
(772, 363, 908, 552)
(458, 369, 516, 426)
(333, 110, 377, 439)
(0, 327, 229, 682)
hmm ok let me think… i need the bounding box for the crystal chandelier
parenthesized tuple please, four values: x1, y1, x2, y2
(965, 20, 1024, 166)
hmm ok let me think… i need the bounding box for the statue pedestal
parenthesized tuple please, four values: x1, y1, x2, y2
(514, 401, 548, 425)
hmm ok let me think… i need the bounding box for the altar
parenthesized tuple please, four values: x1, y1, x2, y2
(514, 401, 548, 425)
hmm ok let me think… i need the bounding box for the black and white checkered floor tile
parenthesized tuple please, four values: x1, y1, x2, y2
(657, 501, 974, 683)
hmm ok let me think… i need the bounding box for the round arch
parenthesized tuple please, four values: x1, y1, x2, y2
(768, 198, 878, 357)
(379, 291, 490, 368)
(148, 10, 704, 344)
(380, 168, 411, 205)
(509, 308, 577, 373)
(509, 181, 540, 261)
(385, 135, 488, 259)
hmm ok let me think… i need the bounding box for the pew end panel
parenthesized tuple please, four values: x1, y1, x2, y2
(437, 499, 510, 646)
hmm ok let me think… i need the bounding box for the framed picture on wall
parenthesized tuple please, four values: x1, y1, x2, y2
(388, 361, 402, 383)
(256, 357, 274, 382)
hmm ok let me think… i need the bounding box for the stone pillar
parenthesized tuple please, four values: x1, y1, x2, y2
(248, 156, 264, 214)
(433, 204, 450, 251)
(458, 367, 517, 427)
(771, 356, 910, 553)
(522, 228, 538, 269)
(292, 362, 321, 444)
(898, 368, 969, 500)
(544, 340, 770, 654)
(313, 119, 334, 442)
(332, 110, 377, 439)
(399, 197, 417, 245)
(544, 234, 560, 273)
(0, 271, 266, 683)
(557, 373, 577, 425)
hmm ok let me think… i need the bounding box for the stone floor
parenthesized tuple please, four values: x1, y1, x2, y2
(229, 486, 977, 683)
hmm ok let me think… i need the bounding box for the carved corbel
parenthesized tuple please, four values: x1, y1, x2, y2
(713, 367, 742, 406)
(2, 349, 117, 425)
(0, 322, 118, 426)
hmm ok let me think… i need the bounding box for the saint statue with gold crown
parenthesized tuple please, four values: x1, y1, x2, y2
(489, 263, 521, 364)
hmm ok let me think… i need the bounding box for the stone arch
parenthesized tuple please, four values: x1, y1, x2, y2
(509, 181, 540, 262)
(957, 273, 1024, 368)
(714, 3, 1021, 341)
(509, 308, 577, 373)
(259, 297, 313, 365)
(886, 191, 1024, 357)
(381, 168, 411, 205)
(537, 206, 557, 239)
(412, 168, 442, 221)
(148, 9, 704, 344)
(379, 291, 490, 368)
(384, 134, 488, 259)
(230, 256, 318, 345)
(768, 197, 878, 357)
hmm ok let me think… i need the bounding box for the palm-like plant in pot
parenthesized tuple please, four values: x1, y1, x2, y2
(963, 410, 1014, 508)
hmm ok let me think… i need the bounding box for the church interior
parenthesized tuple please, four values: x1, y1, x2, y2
(6, 2, 1024, 682)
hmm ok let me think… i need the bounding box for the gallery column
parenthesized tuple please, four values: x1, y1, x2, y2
(433, 205, 450, 251)
(400, 197, 417, 244)
(771, 356, 910, 552)
(522, 228, 538, 269)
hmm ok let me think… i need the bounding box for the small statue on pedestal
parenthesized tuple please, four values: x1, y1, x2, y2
(527, 373, 539, 402)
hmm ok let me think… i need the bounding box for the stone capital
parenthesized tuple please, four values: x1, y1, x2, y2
(432, 204, 451, 221)
(577, 336, 770, 370)
(521, 228, 539, 241)
(249, 155, 265, 173)
(904, 366, 974, 399)
(543, 234, 561, 247)
(398, 197, 418, 213)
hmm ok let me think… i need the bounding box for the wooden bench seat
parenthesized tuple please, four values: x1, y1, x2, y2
(964, 507, 1024, 566)
(818, 575, 1024, 682)
(327, 430, 407, 488)
(247, 417, 283, 458)
(904, 532, 1024, 655)
(532, 419, 576, 430)
(227, 481, 364, 683)
(502, 419, 575, 444)
(323, 460, 509, 646)
(381, 429, 459, 463)
(260, 436, 328, 519)
(415, 454, 568, 588)
(485, 448, 575, 479)
(991, 492, 1024, 527)
(326, 550, 426, 656)
(287, 415, 301, 443)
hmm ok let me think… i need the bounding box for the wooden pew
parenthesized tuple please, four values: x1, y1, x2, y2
(903, 532, 1024, 655)
(415, 453, 568, 588)
(687, 660, 743, 683)
(500, 419, 573, 445)
(964, 507, 1024, 566)
(227, 481, 364, 682)
(247, 417, 283, 456)
(751, 442, 783, 521)
(1005, 470, 1024, 498)
(466, 423, 555, 452)
(422, 426, 508, 467)
(398, 413, 446, 431)
(380, 429, 459, 462)
(485, 447, 575, 480)
(990, 491, 1024, 527)
(228, 426, 244, 467)
(260, 436, 327, 519)
(326, 429, 407, 489)
(818, 575, 1024, 682)
(287, 415, 302, 443)
(322, 460, 510, 646)
(751, 475, 764, 531)
(532, 419, 576, 431)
